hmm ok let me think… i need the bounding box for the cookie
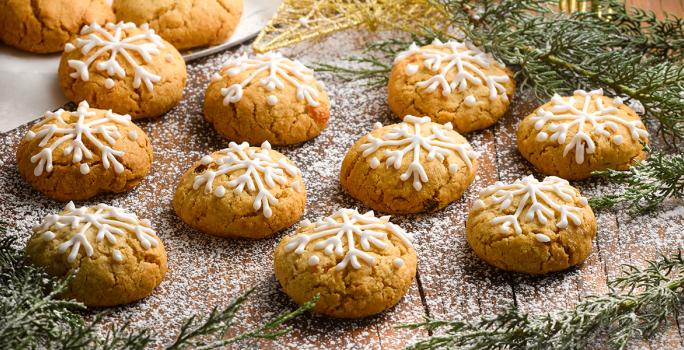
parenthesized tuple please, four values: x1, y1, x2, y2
(340, 115, 478, 214)
(173, 141, 306, 238)
(517, 89, 649, 180)
(466, 176, 596, 274)
(204, 52, 331, 145)
(16, 101, 153, 201)
(388, 39, 515, 134)
(0, 0, 114, 53)
(58, 22, 187, 119)
(274, 209, 417, 318)
(25, 202, 167, 307)
(113, 0, 243, 50)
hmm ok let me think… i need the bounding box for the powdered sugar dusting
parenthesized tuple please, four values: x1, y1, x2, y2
(0, 29, 682, 348)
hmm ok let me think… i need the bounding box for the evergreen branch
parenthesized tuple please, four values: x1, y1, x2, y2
(590, 147, 684, 213)
(401, 250, 684, 349)
(0, 232, 316, 349)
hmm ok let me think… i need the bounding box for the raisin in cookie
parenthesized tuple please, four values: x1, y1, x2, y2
(204, 52, 330, 145)
(16, 101, 153, 201)
(173, 141, 306, 238)
(113, 0, 243, 50)
(388, 39, 515, 134)
(26, 202, 167, 307)
(466, 176, 596, 274)
(58, 22, 187, 119)
(274, 209, 417, 318)
(340, 115, 478, 214)
(517, 89, 649, 180)
(0, 0, 114, 53)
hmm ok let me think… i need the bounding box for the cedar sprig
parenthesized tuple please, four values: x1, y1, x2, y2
(590, 146, 684, 213)
(0, 230, 317, 350)
(401, 250, 684, 350)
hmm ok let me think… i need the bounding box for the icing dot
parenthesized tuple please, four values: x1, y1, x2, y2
(200, 155, 214, 165)
(536, 132, 549, 142)
(464, 95, 477, 106)
(41, 231, 55, 241)
(128, 129, 138, 141)
(211, 73, 222, 81)
(534, 233, 551, 243)
(267, 95, 278, 106)
(308, 255, 319, 266)
(165, 53, 174, 62)
(25, 130, 36, 140)
(579, 197, 589, 206)
(370, 157, 380, 169)
(261, 141, 272, 150)
(300, 219, 312, 227)
(79, 163, 90, 174)
(64, 43, 75, 52)
(104, 78, 115, 89)
(112, 249, 124, 262)
(299, 17, 309, 25)
(393, 258, 404, 268)
(373, 122, 383, 129)
(472, 199, 485, 210)
(406, 64, 419, 75)
(214, 185, 226, 197)
(141, 218, 151, 227)
(448, 164, 459, 174)
(292, 180, 301, 192)
(444, 122, 453, 130)
(613, 135, 623, 145)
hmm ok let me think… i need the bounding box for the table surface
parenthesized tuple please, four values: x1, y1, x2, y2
(2, 5, 684, 350)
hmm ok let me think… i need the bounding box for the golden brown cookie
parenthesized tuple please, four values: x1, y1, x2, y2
(274, 208, 417, 318)
(173, 141, 306, 238)
(517, 89, 649, 180)
(340, 115, 478, 214)
(466, 176, 596, 274)
(388, 39, 515, 134)
(58, 22, 187, 119)
(204, 52, 331, 145)
(113, 0, 243, 50)
(0, 0, 114, 53)
(25, 202, 167, 307)
(16, 101, 153, 201)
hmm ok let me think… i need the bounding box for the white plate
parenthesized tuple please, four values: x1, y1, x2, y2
(0, 0, 281, 133)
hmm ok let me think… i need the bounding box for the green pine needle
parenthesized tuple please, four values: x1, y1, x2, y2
(401, 250, 684, 350)
(0, 230, 317, 350)
(590, 146, 684, 213)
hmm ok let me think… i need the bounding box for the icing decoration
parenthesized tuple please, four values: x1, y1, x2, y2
(530, 89, 649, 164)
(66, 22, 164, 92)
(218, 52, 322, 107)
(394, 39, 510, 102)
(284, 209, 413, 271)
(474, 176, 587, 235)
(360, 115, 478, 191)
(192, 141, 301, 218)
(33, 202, 158, 263)
(24, 101, 130, 176)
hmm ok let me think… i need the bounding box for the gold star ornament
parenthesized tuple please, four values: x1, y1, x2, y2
(252, 0, 450, 53)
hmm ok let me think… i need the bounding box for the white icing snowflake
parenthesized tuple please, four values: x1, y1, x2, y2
(394, 39, 511, 102)
(65, 22, 164, 91)
(360, 115, 478, 191)
(24, 101, 134, 176)
(218, 52, 322, 107)
(33, 202, 158, 263)
(473, 176, 588, 237)
(284, 209, 413, 271)
(192, 141, 301, 218)
(530, 89, 649, 164)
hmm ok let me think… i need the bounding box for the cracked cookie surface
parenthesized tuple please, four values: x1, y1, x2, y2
(466, 176, 596, 274)
(58, 22, 187, 119)
(0, 0, 114, 53)
(274, 209, 417, 318)
(388, 40, 515, 134)
(173, 141, 306, 238)
(517, 89, 649, 180)
(16, 101, 153, 201)
(340, 116, 478, 214)
(113, 0, 243, 50)
(204, 52, 330, 146)
(25, 202, 167, 307)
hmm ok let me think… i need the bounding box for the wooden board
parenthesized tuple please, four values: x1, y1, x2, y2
(1, 3, 684, 349)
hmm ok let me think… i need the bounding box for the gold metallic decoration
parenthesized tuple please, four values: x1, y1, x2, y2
(559, 0, 616, 18)
(252, 0, 450, 53)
